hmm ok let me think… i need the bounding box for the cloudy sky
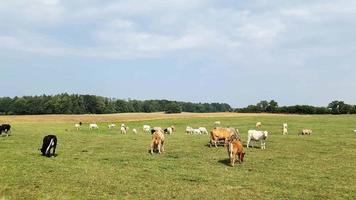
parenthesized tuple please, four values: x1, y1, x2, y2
(0, 0, 355, 107)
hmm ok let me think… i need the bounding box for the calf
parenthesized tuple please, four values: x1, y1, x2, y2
(227, 138, 245, 167)
(150, 130, 165, 154)
(0, 124, 11, 136)
(40, 135, 57, 157)
(247, 130, 268, 149)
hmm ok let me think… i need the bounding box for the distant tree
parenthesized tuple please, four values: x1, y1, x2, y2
(165, 102, 182, 114)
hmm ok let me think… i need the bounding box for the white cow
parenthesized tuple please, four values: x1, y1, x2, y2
(247, 130, 268, 149)
(299, 129, 312, 135)
(256, 122, 262, 129)
(193, 129, 202, 134)
(75, 123, 81, 131)
(282, 123, 288, 135)
(214, 121, 221, 127)
(89, 124, 99, 130)
(120, 126, 127, 134)
(132, 128, 138, 134)
(108, 124, 116, 129)
(186, 126, 193, 134)
(143, 125, 151, 133)
(198, 127, 208, 134)
(164, 127, 173, 135)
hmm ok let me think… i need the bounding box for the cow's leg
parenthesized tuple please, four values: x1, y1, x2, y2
(246, 138, 250, 148)
(52, 144, 56, 157)
(161, 141, 165, 152)
(158, 143, 161, 154)
(150, 142, 154, 154)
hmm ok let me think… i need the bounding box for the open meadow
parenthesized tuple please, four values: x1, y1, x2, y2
(1, 113, 356, 199)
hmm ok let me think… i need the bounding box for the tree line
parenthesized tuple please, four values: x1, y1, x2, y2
(236, 100, 356, 114)
(0, 94, 232, 115)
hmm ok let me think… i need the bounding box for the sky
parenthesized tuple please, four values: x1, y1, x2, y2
(0, 0, 355, 107)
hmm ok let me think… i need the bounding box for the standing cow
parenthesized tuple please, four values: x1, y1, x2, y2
(247, 130, 268, 149)
(150, 130, 165, 154)
(40, 135, 57, 157)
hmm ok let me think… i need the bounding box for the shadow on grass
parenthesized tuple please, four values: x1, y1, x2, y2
(218, 159, 231, 166)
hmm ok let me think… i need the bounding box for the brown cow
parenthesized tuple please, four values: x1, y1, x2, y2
(210, 127, 240, 148)
(227, 139, 245, 167)
(150, 130, 165, 154)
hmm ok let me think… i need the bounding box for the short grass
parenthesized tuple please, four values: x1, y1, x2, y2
(1, 114, 356, 199)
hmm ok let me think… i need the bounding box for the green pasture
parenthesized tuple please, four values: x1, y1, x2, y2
(1, 114, 356, 199)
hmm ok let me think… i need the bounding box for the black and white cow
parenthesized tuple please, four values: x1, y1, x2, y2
(0, 124, 11, 136)
(40, 135, 57, 157)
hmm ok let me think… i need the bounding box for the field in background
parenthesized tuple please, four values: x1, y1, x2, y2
(1, 113, 356, 199)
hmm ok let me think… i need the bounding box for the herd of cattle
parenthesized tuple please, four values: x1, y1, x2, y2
(1, 121, 315, 166)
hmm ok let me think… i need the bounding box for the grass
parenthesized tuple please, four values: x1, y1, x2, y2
(0, 113, 356, 199)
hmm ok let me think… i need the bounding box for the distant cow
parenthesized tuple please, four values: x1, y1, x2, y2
(299, 129, 312, 135)
(40, 135, 57, 157)
(75, 123, 81, 131)
(132, 128, 138, 134)
(227, 138, 245, 167)
(120, 126, 129, 134)
(186, 126, 193, 134)
(256, 122, 262, 129)
(150, 130, 165, 154)
(282, 123, 288, 135)
(198, 127, 208, 135)
(108, 124, 116, 129)
(0, 124, 11, 136)
(89, 124, 99, 130)
(164, 126, 176, 135)
(143, 125, 151, 133)
(247, 130, 268, 149)
(214, 121, 221, 127)
(210, 127, 240, 148)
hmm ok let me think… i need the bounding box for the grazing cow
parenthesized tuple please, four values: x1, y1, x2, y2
(75, 123, 81, 131)
(108, 124, 116, 129)
(186, 126, 193, 134)
(210, 127, 240, 148)
(256, 122, 262, 129)
(282, 123, 288, 135)
(40, 135, 57, 157)
(199, 127, 208, 135)
(193, 128, 202, 134)
(247, 130, 268, 149)
(132, 128, 138, 134)
(89, 124, 99, 130)
(299, 129, 312, 135)
(143, 125, 151, 133)
(150, 130, 165, 154)
(227, 138, 245, 167)
(0, 124, 11, 136)
(214, 121, 221, 127)
(164, 126, 176, 135)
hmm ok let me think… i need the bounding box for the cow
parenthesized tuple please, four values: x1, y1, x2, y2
(193, 128, 202, 134)
(39, 135, 57, 157)
(164, 126, 176, 135)
(89, 124, 99, 130)
(247, 130, 268, 149)
(132, 128, 138, 134)
(210, 127, 240, 148)
(108, 124, 116, 129)
(299, 129, 312, 135)
(198, 127, 208, 135)
(120, 126, 128, 134)
(0, 124, 11, 136)
(150, 130, 165, 154)
(256, 122, 262, 129)
(186, 126, 193, 134)
(282, 123, 288, 135)
(143, 125, 151, 133)
(214, 121, 221, 127)
(227, 138, 245, 167)
(75, 123, 81, 131)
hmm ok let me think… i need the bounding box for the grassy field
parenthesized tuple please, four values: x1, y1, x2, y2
(0, 113, 356, 200)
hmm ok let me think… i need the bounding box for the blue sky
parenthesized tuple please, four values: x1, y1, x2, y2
(0, 0, 355, 107)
